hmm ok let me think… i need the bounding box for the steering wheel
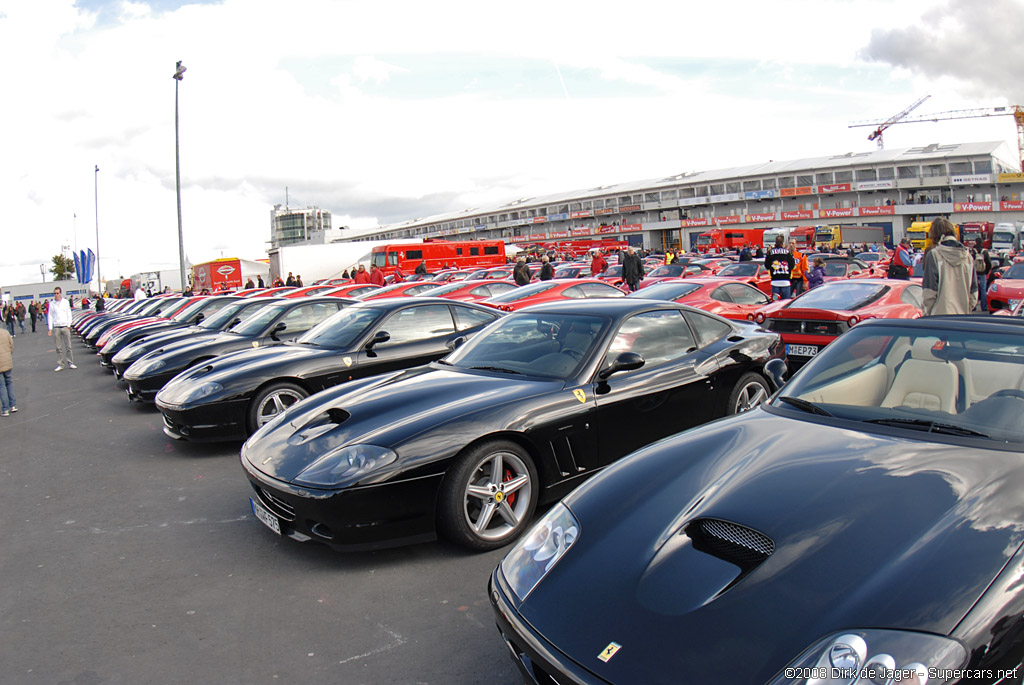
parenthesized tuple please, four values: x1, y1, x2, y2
(988, 389, 1024, 400)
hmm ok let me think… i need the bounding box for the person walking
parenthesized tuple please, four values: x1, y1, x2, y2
(369, 265, 385, 286)
(922, 218, 978, 316)
(887, 238, 914, 280)
(622, 247, 644, 292)
(590, 250, 608, 277)
(971, 237, 992, 312)
(257, 275, 265, 288)
(47, 286, 77, 371)
(353, 265, 371, 284)
(27, 302, 38, 333)
(134, 285, 147, 301)
(806, 257, 827, 289)
(15, 302, 26, 334)
(414, 260, 428, 276)
(538, 255, 554, 281)
(765, 235, 795, 300)
(0, 324, 14, 416)
(513, 257, 531, 286)
(789, 240, 808, 296)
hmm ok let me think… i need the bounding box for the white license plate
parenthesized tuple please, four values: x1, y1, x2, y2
(1010, 299, 1022, 309)
(250, 498, 281, 535)
(786, 344, 819, 357)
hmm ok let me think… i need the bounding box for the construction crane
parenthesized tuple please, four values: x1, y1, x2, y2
(852, 95, 932, 150)
(850, 103, 1024, 172)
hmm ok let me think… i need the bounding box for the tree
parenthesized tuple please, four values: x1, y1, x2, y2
(51, 254, 75, 281)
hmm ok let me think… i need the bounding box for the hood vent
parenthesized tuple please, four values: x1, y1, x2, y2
(288, 408, 351, 445)
(687, 518, 774, 571)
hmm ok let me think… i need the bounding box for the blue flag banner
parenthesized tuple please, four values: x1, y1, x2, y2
(84, 249, 96, 284)
(73, 251, 83, 282)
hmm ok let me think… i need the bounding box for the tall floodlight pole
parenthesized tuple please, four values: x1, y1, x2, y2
(174, 60, 187, 294)
(94, 165, 101, 294)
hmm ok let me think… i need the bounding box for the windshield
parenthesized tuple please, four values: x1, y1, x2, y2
(445, 312, 609, 380)
(786, 282, 886, 311)
(993, 231, 1015, 243)
(296, 307, 383, 349)
(823, 262, 851, 277)
(815, 231, 832, 242)
(230, 304, 288, 336)
(697, 235, 713, 245)
(718, 263, 759, 277)
(198, 302, 250, 330)
(169, 299, 208, 323)
(774, 323, 1024, 445)
(1003, 263, 1024, 280)
(486, 281, 559, 303)
(647, 264, 686, 278)
(419, 282, 466, 296)
(629, 282, 701, 300)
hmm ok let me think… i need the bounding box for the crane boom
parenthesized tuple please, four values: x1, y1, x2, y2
(850, 104, 1024, 171)
(855, 95, 932, 149)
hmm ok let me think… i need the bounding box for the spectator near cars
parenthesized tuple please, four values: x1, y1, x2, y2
(764, 235, 795, 300)
(513, 257, 531, 286)
(369, 264, 386, 286)
(887, 238, 913, 280)
(621, 247, 644, 292)
(538, 256, 554, 281)
(972, 237, 992, 312)
(590, 251, 608, 277)
(789, 240, 808, 296)
(806, 257, 826, 289)
(352, 265, 371, 284)
(922, 217, 978, 315)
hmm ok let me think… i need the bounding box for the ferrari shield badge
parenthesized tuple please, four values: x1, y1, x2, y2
(343, 357, 353, 367)
(573, 389, 586, 403)
(598, 642, 621, 663)
(251, 341, 259, 348)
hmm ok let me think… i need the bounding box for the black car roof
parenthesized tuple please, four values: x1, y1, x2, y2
(513, 298, 696, 317)
(859, 315, 1024, 333)
(348, 297, 496, 312)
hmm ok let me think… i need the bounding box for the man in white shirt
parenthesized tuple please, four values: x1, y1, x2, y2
(134, 286, 147, 301)
(47, 287, 76, 371)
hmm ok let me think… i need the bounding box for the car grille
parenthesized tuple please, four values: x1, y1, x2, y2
(688, 518, 774, 569)
(767, 319, 843, 336)
(253, 485, 296, 521)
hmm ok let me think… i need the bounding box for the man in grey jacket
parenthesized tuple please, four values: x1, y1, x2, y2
(921, 218, 978, 315)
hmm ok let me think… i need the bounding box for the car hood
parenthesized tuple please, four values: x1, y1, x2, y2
(243, 366, 561, 484)
(174, 343, 334, 385)
(514, 409, 1024, 683)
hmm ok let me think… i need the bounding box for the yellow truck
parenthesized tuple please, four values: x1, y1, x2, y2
(813, 224, 885, 250)
(906, 221, 960, 251)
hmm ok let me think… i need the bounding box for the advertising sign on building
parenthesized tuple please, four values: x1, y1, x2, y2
(951, 174, 991, 185)
(531, 216, 547, 224)
(571, 227, 591, 236)
(683, 218, 710, 227)
(860, 205, 897, 216)
(780, 186, 813, 197)
(620, 224, 642, 232)
(710, 193, 742, 203)
(856, 180, 895, 191)
(744, 190, 776, 200)
(997, 173, 1024, 183)
(570, 210, 593, 219)
(714, 215, 742, 225)
(618, 204, 641, 213)
(550, 230, 570, 238)
(954, 202, 994, 212)
(819, 208, 856, 218)
(679, 196, 709, 207)
(745, 212, 777, 222)
(781, 210, 814, 220)
(529, 233, 547, 241)
(595, 207, 617, 216)
(1000, 200, 1024, 211)
(598, 225, 619, 234)
(816, 183, 852, 193)
(547, 213, 568, 221)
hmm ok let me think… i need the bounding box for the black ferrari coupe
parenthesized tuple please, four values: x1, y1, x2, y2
(490, 315, 1024, 684)
(239, 299, 783, 551)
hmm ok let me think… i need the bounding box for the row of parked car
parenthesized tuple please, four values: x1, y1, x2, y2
(73, 262, 1024, 683)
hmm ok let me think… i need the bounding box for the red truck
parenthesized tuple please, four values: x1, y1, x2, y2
(696, 228, 765, 254)
(370, 239, 506, 276)
(960, 221, 995, 249)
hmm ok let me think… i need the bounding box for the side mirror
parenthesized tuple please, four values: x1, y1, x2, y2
(764, 358, 788, 391)
(193, 313, 205, 324)
(270, 321, 287, 341)
(598, 351, 645, 380)
(446, 335, 467, 351)
(226, 317, 242, 330)
(366, 330, 390, 350)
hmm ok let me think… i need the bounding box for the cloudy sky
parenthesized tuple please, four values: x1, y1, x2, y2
(1, 0, 1021, 287)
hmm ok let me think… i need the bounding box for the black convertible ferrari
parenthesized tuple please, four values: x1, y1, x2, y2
(239, 299, 783, 551)
(490, 315, 1024, 684)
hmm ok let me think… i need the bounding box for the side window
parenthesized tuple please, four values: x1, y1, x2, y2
(685, 311, 733, 348)
(452, 305, 499, 331)
(487, 283, 516, 297)
(579, 282, 624, 298)
(561, 285, 585, 299)
(378, 305, 455, 345)
(900, 284, 924, 310)
(723, 283, 769, 305)
(710, 286, 734, 303)
(278, 304, 325, 333)
(602, 310, 697, 372)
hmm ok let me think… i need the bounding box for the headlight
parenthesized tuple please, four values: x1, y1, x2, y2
(130, 358, 166, 376)
(293, 444, 397, 487)
(989, 282, 998, 293)
(767, 629, 967, 685)
(500, 503, 579, 601)
(177, 381, 223, 404)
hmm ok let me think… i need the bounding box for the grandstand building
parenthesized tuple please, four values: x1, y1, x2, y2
(349, 141, 1024, 250)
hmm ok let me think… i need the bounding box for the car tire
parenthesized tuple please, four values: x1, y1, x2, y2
(728, 372, 771, 415)
(247, 382, 308, 435)
(437, 440, 539, 551)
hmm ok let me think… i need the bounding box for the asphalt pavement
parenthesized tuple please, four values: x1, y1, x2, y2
(0, 324, 522, 684)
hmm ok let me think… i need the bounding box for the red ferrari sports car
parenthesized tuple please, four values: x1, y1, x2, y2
(419, 279, 518, 303)
(318, 284, 381, 298)
(715, 262, 773, 295)
(987, 262, 1024, 312)
(627, 277, 770, 320)
(354, 282, 440, 300)
(751, 278, 923, 367)
(481, 278, 625, 312)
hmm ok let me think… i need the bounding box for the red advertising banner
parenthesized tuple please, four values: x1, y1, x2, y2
(528, 233, 547, 241)
(745, 213, 777, 222)
(819, 208, 856, 218)
(1001, 200, 1024, 211)
(781, 210, 814, 220)
(620, 224, 642, 232)
(598, 225, 619, 234)
(570, 210, 593, 219)
(571, 227, 591, 236)
(531, 216, 547, 223)
(954, 202, 994, 212)
(816, 183, 852, 193)
(595, 207, 617, 215)
(780, 186, 813, 197)
(860, 205, 896, 216)
(714, 215, 742, 225)
(683, 218, 710, 227)
(618, 204, 641, 213)
(550, 230, 569, 238)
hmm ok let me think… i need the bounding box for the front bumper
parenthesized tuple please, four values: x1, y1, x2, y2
(157, 397, 249, 442)
(489, 568, 608, 685)
(241, 458, 443, 551)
